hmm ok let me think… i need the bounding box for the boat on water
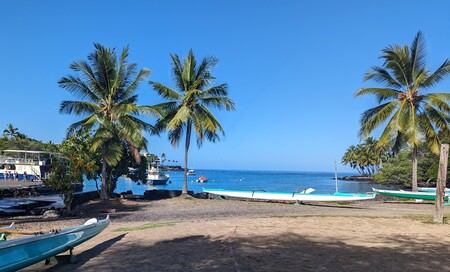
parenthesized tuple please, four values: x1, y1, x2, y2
(0, 216, 110, 272)
(187, 169, 196, 176)
(0, 150, 54, 181)
(147, 161, 169, 185)
(203, 188, 377, 202)
(418, 187, 450, 193)
(196, 176, 208, 183)
(372, 188, 450, 202)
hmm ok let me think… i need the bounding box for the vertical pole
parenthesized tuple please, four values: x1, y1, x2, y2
(434, 144, 448, 224)
(334, 160, 338, 192)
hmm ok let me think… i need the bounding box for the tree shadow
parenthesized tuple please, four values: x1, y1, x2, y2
(41, 230, 450, 271)
(40, 233, 127, 271)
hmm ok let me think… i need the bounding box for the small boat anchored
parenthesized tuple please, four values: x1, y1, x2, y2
(203, 188, 377, 202)
(0, 216, 110, 271)
(196, 176, 208, 183)
(187, 169, 196, 176)
(147, 160, 170, 185)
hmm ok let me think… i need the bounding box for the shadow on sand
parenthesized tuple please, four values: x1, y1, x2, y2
(43, 230, 448, 271)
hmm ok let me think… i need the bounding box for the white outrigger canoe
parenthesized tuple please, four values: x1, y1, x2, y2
(0, 216, 110, 272)
(202, 188, 377, 202)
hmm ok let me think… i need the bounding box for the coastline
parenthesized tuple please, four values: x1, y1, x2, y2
(2, 197, 449, 271)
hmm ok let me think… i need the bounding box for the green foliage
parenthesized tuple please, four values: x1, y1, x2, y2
(354, 32, 450, 190)
(150, 49, 235, 194)
(341, 137, 389, 175)
(0, 124, 58, 152)
(46, 131, 100, 208)
(373, 151, 413, 185)
(59, 43, 154, 199)
(373, 146, 450, 186)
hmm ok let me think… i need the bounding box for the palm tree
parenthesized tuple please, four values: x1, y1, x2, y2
(3, 123, 19, 139)
(150, 49, 235, 195)
(59, 43, 153, 200)
(355, 32, 450, 191)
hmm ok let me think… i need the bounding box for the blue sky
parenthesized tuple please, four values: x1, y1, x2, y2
(1, 0, 450, 172)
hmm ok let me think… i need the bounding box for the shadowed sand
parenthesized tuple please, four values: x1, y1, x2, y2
(2, 197, 450, 271)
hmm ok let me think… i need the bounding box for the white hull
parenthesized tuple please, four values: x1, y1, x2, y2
(203, 189, 376, 202)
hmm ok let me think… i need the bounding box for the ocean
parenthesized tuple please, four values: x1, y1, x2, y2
(83, 169, 385, 195)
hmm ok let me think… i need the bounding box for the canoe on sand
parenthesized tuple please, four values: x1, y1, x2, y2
(0, 215, 110, 272)
(372, 188, 450, 202)
(203, 188, 377, 202)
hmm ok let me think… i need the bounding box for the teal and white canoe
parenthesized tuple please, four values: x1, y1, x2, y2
(372, 188, 450, 202)
(418, 187, 450, 193)
(0, 215, 110, 272)
(203, 188, 377, 202)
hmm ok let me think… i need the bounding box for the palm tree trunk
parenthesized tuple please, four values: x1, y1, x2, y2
(412, 144, 418, 192)
(101, 155, 109, 200)
(182, 121, 192, 195)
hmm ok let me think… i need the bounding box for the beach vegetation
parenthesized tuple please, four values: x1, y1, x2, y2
(58, 43, 154, 200)
(341, 137, 389, 175)
(374, 144, 450, 187)
(150, 49, 235, 195)
(0, 125, 58, 152)
(355, 31, 450, 191)
(2, 123, 19, 139)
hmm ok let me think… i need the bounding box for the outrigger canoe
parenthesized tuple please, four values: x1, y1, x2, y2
(372, 188, 450, 202)
(0, 215, 110, 272)
(202, 188, 377, 202)
(418, 187, 450, 193)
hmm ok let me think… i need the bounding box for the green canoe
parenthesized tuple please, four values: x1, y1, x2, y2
(372, 188, 450, 202)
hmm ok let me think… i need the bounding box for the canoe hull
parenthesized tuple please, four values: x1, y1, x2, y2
(203, 189, 376, 202)
(0, 216, 110, 272)
(373, 188, 449, 201)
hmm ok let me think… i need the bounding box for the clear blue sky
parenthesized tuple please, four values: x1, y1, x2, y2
(1, 0, 450, 172)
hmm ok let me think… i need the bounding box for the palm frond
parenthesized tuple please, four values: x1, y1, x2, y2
(410, 31, 426, 79)
(149, 81, 180, 100)
(60, 101, 100, 116)
(202, 96, 236, 111)
(354, 88, 400, 103)
(364, 66, 403, 89)
(359, 101, 399, 137)
(421, 59, 450, 88)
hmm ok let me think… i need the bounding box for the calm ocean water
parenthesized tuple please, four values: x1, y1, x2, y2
(83, 170, 387, 195)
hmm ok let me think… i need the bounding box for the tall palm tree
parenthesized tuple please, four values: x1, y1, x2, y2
(3, 123, 19, 139)
(59, 43, 153, 200)
(150, 49, 235, 195)
(355, 32, 450, 191)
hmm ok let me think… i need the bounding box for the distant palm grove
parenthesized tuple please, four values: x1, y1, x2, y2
(344, 31, 450, 189)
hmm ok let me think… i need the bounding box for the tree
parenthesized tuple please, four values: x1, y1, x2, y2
(59, 43, 153, 200)
(342, 137, 388, 175)
(3, 124, 19, 139)
(161, 153, 166, 166)
(355, 32, 450, 191)
(46, 130, 100, 208)
(150, 49, 235, 194)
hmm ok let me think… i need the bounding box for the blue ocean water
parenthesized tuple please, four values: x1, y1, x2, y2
(83, 170, 385, 195)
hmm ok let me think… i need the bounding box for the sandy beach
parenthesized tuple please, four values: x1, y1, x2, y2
(2, 197, 450, 272)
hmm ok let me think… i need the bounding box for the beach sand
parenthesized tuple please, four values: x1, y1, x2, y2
(2, 197, 450, 271)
